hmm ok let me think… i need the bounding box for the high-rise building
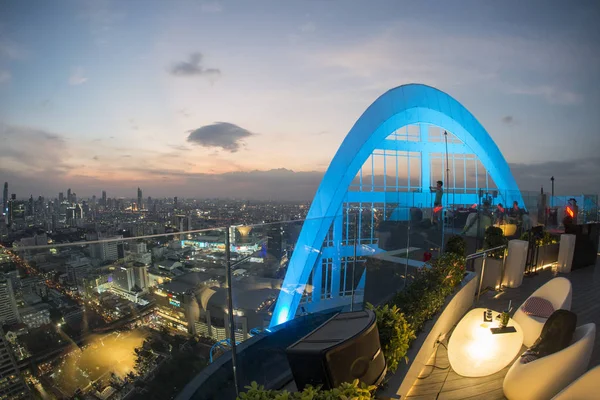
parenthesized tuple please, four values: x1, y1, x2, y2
(90, 236, 123, 261)
(133, 264, 149, 291)
(174, 196, 178, 209)
(137, 187, 143, 210)
(67, 188, 72, 203)
(6, 194, 16, 226)
(72, 192, 77, 204)
(0, 327, 29, 399)
(113, 266, 136, 291)
(102, 190, 107, 207)
(27, 195, 34, 217)
(66, 259, 91, 284)
(59, 192, 64, 203)
(2, 182, 7, 216)
(0, 275, 20, 325)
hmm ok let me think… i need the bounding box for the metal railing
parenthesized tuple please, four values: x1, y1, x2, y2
(466, 244, 508, 301)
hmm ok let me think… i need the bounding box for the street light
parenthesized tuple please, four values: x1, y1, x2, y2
(550, 176, 555, 207)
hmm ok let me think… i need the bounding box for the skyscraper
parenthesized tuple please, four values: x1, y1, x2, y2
(59, 192, 64, 203)
(174, 196, 178, 209)
(2, 182, 7, 216)
(67, 188, 72, 203)
(0, 327, 29, 399)
(137, 187, 143, 210)
(102, 190, 107, 207)
(0, 275, 20, 325)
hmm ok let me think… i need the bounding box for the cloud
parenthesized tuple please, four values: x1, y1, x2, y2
(187, 122, 254, 152)
(0, 38, 25, 60)
(200, 2, 223, 13)
(69, 67, 88, 85)
(506, 85, 582, 105)
(170, 53, 221, 78)
(78, 0, 126, 46)
(502, 116, 515, 125)
(509, 157, 600, 195)
(0, 70, 10, 83)
(169, 144, 192, 151)
(93, 156, 100, 161)
(0, 123, 70, 176)
(300, 21, 316, 33)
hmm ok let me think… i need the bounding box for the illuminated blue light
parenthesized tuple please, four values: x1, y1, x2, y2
(269, 84, 524, 328)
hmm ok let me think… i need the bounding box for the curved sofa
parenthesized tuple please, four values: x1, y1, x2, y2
(503, 323, 596, 400)
(513, 277, 573, 347)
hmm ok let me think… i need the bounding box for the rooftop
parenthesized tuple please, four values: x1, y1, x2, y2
(405, 259, 600, 400)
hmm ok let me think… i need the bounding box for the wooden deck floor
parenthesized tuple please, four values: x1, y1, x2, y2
(405, 258, 600, 400)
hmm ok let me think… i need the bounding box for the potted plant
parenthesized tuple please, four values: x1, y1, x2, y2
(445, 235, 466, 257)
(474, 226, 508, 290)
(521, 231, 559, 268)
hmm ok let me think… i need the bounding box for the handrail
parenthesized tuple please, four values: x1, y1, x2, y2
(465, 244, 507, 261)
(466, 244, 508, 301)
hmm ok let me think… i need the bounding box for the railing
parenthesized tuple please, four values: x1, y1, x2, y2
(466, 245, 507, 301)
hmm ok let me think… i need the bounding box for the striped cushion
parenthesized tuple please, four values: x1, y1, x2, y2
(520, 353, 539, 364)
(521, 296, 555, 318)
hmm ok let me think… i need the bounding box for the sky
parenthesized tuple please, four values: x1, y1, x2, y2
(1, 0, 599, 200)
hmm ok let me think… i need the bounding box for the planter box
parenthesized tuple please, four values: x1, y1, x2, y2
(474, 257, 503, 291)
(378, 272, 478, 399)
(536, 243, 559, 268)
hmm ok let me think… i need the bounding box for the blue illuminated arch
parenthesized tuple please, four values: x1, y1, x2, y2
(270, 84, 523, 327)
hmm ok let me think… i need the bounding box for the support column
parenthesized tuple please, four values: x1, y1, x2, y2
(420, 124, 431, 205)
(331, 210, 343, 297)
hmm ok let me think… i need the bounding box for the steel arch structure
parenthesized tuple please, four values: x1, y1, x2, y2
(270, 84, 524, 327)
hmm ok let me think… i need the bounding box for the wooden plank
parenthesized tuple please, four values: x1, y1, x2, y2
(404, 393, 439, 400)
(437, 378, 504, 400)
(405, 260, 600, 400)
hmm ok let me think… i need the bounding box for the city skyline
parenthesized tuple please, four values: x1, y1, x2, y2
(1, 1, 600, 199)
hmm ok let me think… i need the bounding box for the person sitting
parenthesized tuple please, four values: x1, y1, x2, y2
(495, 203, 506, 224)
(462, 201, 493, 237)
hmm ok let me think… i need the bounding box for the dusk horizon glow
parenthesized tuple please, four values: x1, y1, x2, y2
(1, 0, 599, 199)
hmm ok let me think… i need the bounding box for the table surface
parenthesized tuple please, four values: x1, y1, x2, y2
(448, 308, 524, 377)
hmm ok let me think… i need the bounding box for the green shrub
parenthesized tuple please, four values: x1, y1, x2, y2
(237, 379, 377, 400)
(484, 226, 507, 259)
(445, 235, 466, 257)
(520, 230, 558, 246)
(367, 303, 414, 373)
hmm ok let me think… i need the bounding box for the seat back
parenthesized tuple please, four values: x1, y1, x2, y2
(529, 277, 572, 310)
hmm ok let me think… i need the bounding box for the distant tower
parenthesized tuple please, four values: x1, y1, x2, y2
(72, 192, 77, 204)
(67, 188, 72, 203)
(137, 187, 143, 210)
(0, 326, 29, 398)
(102, 190, 107, 207)
(174, 196, 178, 209)
(2, 182, 7, 216)
(28, 195, 34, 216)
(59, 192, 64, 203)
(0, 275, 20, 325)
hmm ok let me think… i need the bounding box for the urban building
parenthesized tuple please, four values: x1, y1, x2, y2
(0, 276, 20, 325)
(137, 187, 143, 210)
(19, 303, 51, 328)
(66, 258, 91, 285)
(2, 182, 7, 216)
(90, 236, 124, 261)
(0, 327, 29, 399)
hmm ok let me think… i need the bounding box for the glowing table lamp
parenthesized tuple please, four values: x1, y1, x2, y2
(448, 308, 524, 377)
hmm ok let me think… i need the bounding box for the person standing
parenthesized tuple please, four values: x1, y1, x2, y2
(430, 180, 443, 226)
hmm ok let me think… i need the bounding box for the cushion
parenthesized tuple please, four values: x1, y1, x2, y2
(520, 352, 538, 364)
(521, 296, 555, 318)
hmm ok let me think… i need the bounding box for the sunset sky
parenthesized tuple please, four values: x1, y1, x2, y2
(1, 0, 599, 200)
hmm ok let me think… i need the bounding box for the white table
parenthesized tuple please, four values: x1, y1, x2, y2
(448, 308, 524, 377)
